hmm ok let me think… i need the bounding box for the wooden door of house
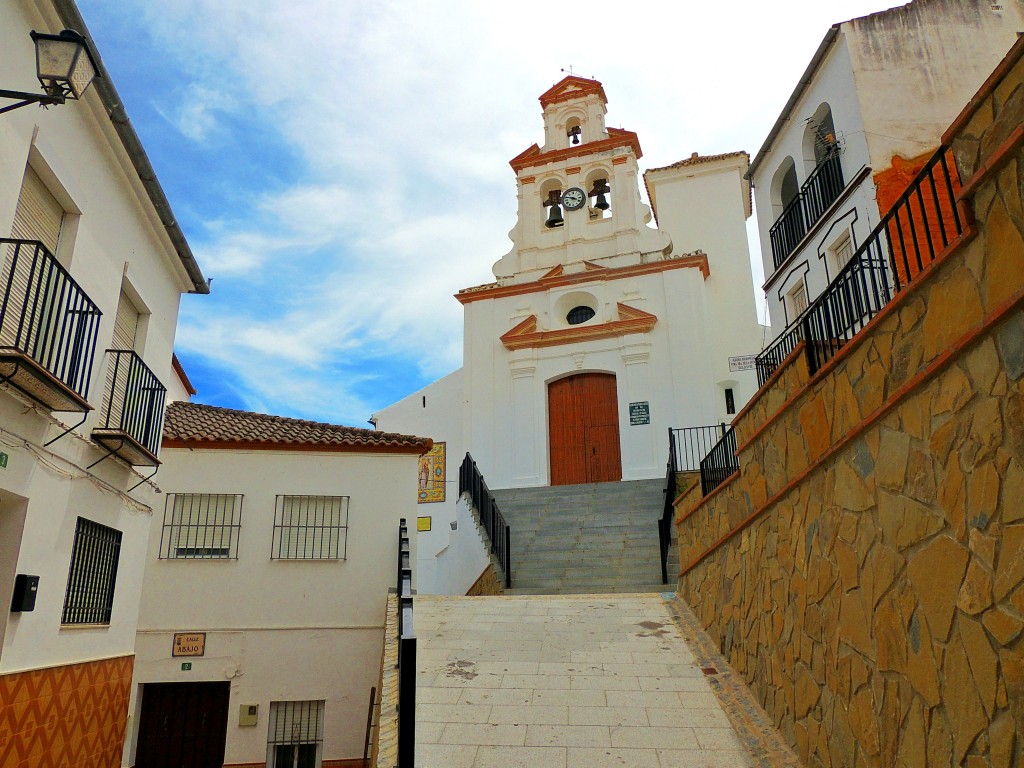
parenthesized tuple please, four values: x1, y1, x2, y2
(135, 681, 230, 768)
(548, 373, 622, 485)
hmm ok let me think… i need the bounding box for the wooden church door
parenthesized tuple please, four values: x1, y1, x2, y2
(548, 373, 622, 485)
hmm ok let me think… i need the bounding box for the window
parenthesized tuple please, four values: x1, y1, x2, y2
(831, 233, 855, 272)
(267, 700, 324, 768)
(566, 305, 595, 325)
(725, 388, 736, 415)
(160, 494, 243, 559)
(788, 282, 809, 320)
(272, 496, 349, 560)
(62, 517, 121, 625)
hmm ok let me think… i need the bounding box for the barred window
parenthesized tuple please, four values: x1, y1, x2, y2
(62, 518, 121, 625)
(160, 493, 243, 559)
(272, 496, 348, 560)
(267, 700, 324, 768)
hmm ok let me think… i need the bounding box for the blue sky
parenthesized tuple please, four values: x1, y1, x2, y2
(76, 0, 903, 427)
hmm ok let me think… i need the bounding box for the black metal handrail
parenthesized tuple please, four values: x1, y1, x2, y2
(756, 146, 963, 386)
(700, 426, 739, 496)
(396, 519, 415, 768)
(769, 150, 845, 269)
(96, 349, 167, 458)
(0, 239, 102, 401)
(459, 453, 511, 589)
(660, 424, 729, 580)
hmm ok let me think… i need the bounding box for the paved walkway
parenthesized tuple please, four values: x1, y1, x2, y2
(415, 593, 799, 768)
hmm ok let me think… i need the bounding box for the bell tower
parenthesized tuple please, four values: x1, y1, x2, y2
(493, 76, 671, 284)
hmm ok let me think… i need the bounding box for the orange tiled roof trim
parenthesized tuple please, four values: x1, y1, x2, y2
(163, 401, 432, 454)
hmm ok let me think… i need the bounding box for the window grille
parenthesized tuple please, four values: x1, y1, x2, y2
(160, 493, 243, 559)
(566, 305, 595, 325)
(62, 517, 122, 624)
(272, 496, 349, 560)
(267, 700, 324, 768)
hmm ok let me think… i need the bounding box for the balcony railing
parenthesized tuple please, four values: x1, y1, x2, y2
(0, 239, 101, 412)
(459, 453, 511, 589)
(91, 349, 166, 465)
(769, 150, 846, 269)
(755, 146, 964, 387)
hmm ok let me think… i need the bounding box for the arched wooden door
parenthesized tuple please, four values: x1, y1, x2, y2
(548, 373, 622, 485)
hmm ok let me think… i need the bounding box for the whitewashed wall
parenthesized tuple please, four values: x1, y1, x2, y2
(125, 446, 419, 766)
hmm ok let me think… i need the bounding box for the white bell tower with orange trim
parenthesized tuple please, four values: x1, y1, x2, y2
(493, 76, 672, 283)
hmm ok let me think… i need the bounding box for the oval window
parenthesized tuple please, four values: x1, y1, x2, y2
(566, 306, 596, 325)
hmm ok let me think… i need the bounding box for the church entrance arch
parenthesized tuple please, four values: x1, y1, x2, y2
(548, 372, 622, 485)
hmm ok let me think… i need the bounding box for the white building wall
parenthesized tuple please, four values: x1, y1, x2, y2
(646, 157, 763, 411)
(372, 369, 483, 595)
(0, 0, 196, 677)
(126, 447, 420, 765)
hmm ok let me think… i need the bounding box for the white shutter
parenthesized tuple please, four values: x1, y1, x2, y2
(11, 167, 64, 251)
(2, 168, 65, 348)
(112, 291, 139, 352)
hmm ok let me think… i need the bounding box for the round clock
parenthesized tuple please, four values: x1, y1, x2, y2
(561, 187, 587, 211)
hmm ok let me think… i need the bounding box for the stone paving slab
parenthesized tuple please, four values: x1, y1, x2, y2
(415, 593, 800, 768)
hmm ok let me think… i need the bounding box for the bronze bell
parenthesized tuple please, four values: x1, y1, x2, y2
(545, 203, 564, 228)
(594, 192, 610, 210)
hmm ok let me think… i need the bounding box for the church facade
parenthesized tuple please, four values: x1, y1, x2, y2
(374, 76, 765, 594)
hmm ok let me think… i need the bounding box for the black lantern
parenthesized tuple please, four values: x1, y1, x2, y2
(0, 29, 98, 116)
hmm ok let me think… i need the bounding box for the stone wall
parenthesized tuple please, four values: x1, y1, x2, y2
(465, 563, 506, 596)
(674, 39, 1024, 768)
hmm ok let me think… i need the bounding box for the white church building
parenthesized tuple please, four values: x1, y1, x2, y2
(374, 76, 765, 594)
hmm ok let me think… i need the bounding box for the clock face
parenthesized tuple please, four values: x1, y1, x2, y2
(561, 187, 587, 211)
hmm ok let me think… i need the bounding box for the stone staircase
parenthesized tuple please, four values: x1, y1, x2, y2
(490, 479, 678, 595)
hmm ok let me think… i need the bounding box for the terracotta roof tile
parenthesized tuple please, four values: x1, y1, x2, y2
(163, 401, 432, 454)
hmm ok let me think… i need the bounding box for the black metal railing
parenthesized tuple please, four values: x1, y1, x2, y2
(801, 150, 845, 231)
(61, 517, 122, 625)
(700, 426, 739, 496)
(0, 239, 102, 402)
(459, 453, 512, 589)
(769, 197, 807, 269)
(396, 519, 415, 768)
(660, 424, 729, 581)
(756, 146, 964, 386)
(95, 349, 167, 458)
(769, 150, 845, 269)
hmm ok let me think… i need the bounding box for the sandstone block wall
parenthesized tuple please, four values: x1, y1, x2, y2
(675, 40, 1024, 768)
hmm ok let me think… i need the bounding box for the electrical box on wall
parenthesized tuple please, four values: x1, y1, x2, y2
(10, 574, 39, 612)
(239, 704, 258, 726)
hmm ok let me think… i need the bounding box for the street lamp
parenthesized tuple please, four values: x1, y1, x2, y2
(0, 30, 98, 116)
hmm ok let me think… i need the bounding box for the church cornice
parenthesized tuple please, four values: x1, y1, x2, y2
(455, 252, 709, 305)
(500, 303, 657, 350)
(510, 129, 643, 173)
(539, 76, 607, 108)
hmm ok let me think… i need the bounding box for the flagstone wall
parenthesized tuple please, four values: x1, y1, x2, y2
(674, 39, 1024, 768)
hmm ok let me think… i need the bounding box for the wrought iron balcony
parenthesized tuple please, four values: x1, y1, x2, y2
(0, 239, 102, 412)
(768, 150, 845, 270)
(91, 349, 166, 466)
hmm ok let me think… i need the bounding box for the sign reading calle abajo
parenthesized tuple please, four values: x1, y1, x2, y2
(172, 632, 206, 657)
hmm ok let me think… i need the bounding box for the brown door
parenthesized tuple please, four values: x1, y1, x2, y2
(136, 681, 230, 768)
(548, 373, 622, 485)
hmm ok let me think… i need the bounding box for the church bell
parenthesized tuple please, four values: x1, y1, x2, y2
(594, 193, 609, 210)
(545, 203, 564, 228)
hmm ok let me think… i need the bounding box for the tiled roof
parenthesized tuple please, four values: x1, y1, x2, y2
(645, 150, 750, 174)
(163, 401, 432, 454)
